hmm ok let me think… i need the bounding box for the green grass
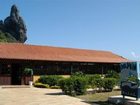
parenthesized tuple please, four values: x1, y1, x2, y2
(77, 90, 121, 105)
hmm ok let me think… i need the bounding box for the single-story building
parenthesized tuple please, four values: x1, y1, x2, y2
(0, 43, 128, 85)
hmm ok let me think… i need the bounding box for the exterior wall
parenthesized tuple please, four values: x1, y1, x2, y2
(0, 59, 120, 85)
(33, 75, 40, 83)
(0, 75, 11, 85)
(0, 63, 11, 85)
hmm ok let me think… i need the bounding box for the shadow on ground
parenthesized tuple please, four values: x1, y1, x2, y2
(45, 92, 64, 95)
(82, 101, 125, 105)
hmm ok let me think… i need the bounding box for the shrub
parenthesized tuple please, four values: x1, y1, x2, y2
(59, 77, 87, 96)
(37, 75, 46, 83)
(127, 76, 138, 83)
(94, 78, 104, 89)
(106, 70, 119, 79)
(103, 78, 116, 92)
(23, 68, 33, 76)
(106, 70, 120, 86)
(38, 75, 63, 86)
(86, 74, 101, 88)
(73, 77, 87, 95)
(50, 86, 60, 89)
(71, 71, 85, 77)
(34, 82, 49, 88)
(59, 78, 75, 96)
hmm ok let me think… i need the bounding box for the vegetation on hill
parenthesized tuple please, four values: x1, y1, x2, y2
(0, 30, 17, 42)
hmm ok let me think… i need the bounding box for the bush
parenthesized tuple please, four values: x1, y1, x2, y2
(73, 77, 87, 95)
(103, 78, 116, 92)
(23, 68, 33, 75)
(127, 76, 138, 83)
(38, 75, 63, 86)
(59, 77, 87, 96)
(50, 86, 60, 89)
(34, 82, 49, 88)
(86, 74, 101, 88)
(106, 70, 120, 86)
(59, 78, 75, 96)
(106, 70, 119, 79)
(94, 78, 104, 89)
(71, 71, 85, 77)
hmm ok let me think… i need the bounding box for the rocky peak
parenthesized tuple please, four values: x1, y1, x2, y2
(0, 5, 27, 43)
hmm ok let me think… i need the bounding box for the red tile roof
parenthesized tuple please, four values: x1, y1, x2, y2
(0, 43, 128, 63)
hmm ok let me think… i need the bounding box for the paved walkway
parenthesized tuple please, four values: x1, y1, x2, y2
(0, 87, 90, 105)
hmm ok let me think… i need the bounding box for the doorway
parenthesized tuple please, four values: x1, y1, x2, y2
(11, 64, 22, 85)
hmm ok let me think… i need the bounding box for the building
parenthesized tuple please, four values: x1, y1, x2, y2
(0, 43, 128, 85)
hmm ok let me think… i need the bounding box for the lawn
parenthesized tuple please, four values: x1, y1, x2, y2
(77, 90, 121, 105)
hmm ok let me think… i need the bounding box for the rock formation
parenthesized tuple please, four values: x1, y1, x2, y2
(0, 5, 27, 43)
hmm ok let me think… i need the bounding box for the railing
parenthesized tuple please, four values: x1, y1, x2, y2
(121, 81, 140, 100)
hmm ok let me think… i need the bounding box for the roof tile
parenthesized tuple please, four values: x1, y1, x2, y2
(0, 43, 128, 63)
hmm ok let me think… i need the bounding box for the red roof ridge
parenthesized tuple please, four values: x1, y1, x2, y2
(0, 42, 114, 54)
(0, 42, 129, 63)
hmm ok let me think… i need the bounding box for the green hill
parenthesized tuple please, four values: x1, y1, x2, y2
(0, 30, 17, 42)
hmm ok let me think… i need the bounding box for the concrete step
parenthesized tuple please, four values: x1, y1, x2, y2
(0, 85, 30, 89)
(109, 95, 140, 105)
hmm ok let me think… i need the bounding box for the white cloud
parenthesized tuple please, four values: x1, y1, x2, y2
(131, 51, 140, 61)
(131, 51, 137, 58)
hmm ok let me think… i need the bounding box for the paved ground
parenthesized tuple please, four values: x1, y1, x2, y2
(109, 95, 140, 105)
(0, 87, 90, 105)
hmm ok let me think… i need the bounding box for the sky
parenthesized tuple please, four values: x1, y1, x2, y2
(0, 0, 140, 61)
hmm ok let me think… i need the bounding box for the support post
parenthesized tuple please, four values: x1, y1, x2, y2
(70, 63, 73, 75)
(102, 65, 104, 76)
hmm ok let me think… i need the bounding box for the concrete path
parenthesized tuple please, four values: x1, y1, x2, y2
(0, 87, 90, 105)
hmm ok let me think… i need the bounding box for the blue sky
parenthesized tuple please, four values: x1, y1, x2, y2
(1, 0, 140, 60)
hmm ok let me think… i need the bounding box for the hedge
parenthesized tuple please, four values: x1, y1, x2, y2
(86, 74, 101, 88)
(103, 78, 116, 92)
(59, 77, 87, 96)
(59, 78, 75, 96)
(37, 75, 63, 86)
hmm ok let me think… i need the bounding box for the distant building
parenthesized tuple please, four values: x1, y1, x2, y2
(0, 43, 128, 85)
